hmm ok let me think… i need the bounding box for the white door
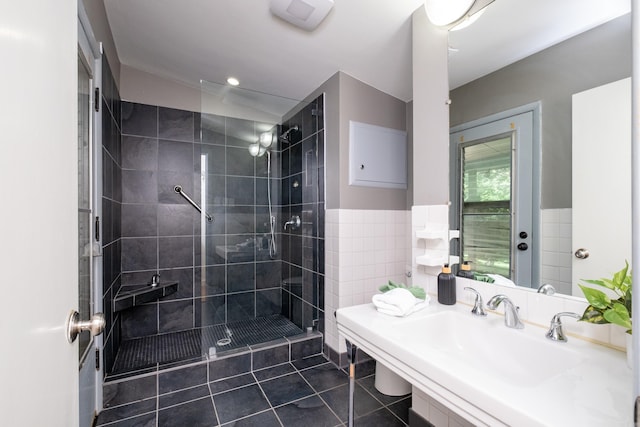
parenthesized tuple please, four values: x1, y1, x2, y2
(571, 78, 632, 293)
(0, 1, 80, 427)
(450, 110, 537, 287)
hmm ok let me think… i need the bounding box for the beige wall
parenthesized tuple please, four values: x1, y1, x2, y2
(450, 14, 631, 209)
(308, 72, 408, 210)
(119, 65, 202, 111)
(82, 0, 120, 87)
(411, 7, 449, 206)
(337, 73, 408, 210)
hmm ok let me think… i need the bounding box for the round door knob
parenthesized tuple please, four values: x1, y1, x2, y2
(574, 248, 590, 259)
(66, 310, 105, 343)
(519, 231, 528, 239)
(517, 242, 528, 251)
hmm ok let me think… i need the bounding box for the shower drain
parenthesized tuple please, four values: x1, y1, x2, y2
(216, 338, 231, 346)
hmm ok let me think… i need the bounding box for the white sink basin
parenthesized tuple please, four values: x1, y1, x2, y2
(395, 310, 583, 387)
(337, 302, 631, 427)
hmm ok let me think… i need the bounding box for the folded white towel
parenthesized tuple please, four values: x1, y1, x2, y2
(372, 288, 429, 317)
(487, 274, 517, 287)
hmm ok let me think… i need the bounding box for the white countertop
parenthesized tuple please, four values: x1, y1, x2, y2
(336, 302, 633, 427)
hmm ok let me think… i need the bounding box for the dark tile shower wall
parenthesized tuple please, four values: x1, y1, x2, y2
(198, 113, 283, 327)
(101, 55, 122, 375)
(118, 102, 285, 341)
(280, 95, 325, 335)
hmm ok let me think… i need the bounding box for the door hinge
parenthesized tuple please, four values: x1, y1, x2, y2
(95, 216, 100, 242)
(94, 87, 100, 112)
(95, 348, 100, 371)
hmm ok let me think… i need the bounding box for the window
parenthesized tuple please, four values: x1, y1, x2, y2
(460, 136, 512, 277)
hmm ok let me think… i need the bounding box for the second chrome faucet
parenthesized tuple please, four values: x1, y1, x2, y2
(486, 294, 524, 329)
(464, 287, 487, 317)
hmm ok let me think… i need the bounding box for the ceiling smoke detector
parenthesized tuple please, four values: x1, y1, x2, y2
(270, 0, 334, 31)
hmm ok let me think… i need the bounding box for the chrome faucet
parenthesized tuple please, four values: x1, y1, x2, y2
(464, 287, 487, 317)
(537, 283, 556, 295)
(545, 312, 580, 342)
(486, 294, 524, 329)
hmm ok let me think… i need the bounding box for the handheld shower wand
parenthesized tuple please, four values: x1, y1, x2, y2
(266, 151, 277, 259)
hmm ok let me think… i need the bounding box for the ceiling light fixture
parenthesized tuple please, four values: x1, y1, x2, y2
(248, 142, 267, 157)
(424, 0, 494, 29)
(269, 0, 334, 31)
(259, 132, 275, 148)
(450, 7, 486, 31)
(227, 77, 240, 86)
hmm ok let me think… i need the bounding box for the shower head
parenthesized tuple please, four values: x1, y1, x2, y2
(279, 125, 299, 142)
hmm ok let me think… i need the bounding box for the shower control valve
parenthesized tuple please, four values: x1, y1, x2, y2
(283, 215, 301, 231)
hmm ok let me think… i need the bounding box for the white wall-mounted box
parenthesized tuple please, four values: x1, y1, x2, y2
(349, 120, 407, 189)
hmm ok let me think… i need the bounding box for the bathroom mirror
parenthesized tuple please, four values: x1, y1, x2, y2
(447, 2, 631, 296)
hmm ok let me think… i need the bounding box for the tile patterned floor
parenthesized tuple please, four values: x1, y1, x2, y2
(96, 356, 410, 427)
(111, 315, 304, 375)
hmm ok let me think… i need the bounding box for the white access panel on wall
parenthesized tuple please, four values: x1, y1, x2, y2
(349, 121, 407, 189)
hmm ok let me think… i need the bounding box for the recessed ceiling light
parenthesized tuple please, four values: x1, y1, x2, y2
(227, 77, 240, 86)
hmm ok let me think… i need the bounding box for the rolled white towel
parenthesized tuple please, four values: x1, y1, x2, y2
(372, 288, 429, 317)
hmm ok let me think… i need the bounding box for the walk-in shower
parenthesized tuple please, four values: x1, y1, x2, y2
(105, 82, 326, 378)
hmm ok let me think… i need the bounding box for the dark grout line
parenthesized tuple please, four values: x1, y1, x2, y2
(250, 370, 285, 427)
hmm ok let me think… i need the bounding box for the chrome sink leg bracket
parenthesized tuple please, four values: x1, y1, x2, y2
(346, 339, 358, 427)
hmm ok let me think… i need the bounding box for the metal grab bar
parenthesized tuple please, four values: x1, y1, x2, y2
(173, 185, 213, 222)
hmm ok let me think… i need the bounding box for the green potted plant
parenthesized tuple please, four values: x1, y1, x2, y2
(579, 261, 632, 334)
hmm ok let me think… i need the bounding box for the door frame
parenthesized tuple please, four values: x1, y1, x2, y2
(78, 3, 104, 423)
(449, 102, 541, 287)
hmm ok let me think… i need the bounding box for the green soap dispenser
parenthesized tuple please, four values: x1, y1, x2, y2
(437, 264, 456, 305)
(457, 261, 474, 279)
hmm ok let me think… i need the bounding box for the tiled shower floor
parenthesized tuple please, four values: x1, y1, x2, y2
(96, 356, 410, 427)
(111, 315, 304, 375)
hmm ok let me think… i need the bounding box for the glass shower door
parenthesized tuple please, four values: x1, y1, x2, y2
(197, 80, 316, 358)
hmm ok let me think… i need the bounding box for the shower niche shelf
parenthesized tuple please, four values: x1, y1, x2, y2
(114, 281, 178, 312)
(415, 227, 460, 267)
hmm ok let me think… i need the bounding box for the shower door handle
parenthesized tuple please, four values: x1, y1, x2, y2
(66, 310, 105, 343)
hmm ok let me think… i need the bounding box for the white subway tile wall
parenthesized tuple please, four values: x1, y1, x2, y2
(325, 209, 410, 353)
(327, 204, 624, 358)
(412, 386, 475, 427)
(541, 208, 573, 295)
